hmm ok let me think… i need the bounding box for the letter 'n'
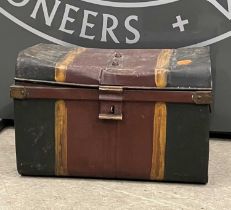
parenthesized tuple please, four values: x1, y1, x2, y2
(30, 0, 61, 26)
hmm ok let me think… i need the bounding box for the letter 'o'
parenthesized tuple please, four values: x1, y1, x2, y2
(7, 0, 30, 7)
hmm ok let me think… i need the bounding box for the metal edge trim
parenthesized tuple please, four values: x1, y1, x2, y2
(14, 78, 212, 91)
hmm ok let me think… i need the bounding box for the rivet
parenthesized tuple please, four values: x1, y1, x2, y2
(112, 61, 119, 66)
(115, 52, 122, 58)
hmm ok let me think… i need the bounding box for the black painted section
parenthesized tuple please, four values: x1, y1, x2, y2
(168, 47, 212, 89)
(14, 100, 55, 176)
(16, 44, 72, 81)
(165, 104, 210, 184)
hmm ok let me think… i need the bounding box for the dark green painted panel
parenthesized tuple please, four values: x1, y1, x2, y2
(165, 104, 210, 183)
(14, 100, 55, 176)
(168, 47, 212, 89)
(16, 44, 72, 81)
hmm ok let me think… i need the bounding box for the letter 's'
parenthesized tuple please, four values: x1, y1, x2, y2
(125, 15, 140, 44)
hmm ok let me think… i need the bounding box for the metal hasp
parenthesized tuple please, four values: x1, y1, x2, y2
(98, 86, 123, 121)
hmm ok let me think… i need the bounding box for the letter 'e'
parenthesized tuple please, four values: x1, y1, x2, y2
(80, 10, 98, 40)
(59, 4, 80, 34)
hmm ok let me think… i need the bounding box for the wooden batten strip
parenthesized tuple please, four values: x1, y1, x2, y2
(150, 102, 167, 180)
(55, 48, 86, 82)
(55, 100, 68, 176)
(151, 49, 172, 180)
(54, 48, 86, 175)
(155, 49, 173, 88)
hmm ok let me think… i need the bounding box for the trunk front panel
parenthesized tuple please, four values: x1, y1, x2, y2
(14, 96, 209, 183)
(66, 100, 154, 179)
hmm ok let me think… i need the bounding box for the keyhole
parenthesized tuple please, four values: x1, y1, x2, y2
(110, 105, 115, 114)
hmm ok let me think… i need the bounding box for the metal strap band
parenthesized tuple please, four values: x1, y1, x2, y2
(154, 49, 173, 88)
(55, 48, 86, 82)
(151, 49, 173, 180)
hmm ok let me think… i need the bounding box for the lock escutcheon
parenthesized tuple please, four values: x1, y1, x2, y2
(98, 86, 123, 120)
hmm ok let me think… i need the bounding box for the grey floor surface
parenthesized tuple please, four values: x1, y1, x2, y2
(0, 128, 231, 210)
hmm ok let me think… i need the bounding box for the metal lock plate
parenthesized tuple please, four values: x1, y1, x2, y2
(98, 86, 123, 120)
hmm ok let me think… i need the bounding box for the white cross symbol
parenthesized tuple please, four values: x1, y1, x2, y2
(172, 15, 189, 32)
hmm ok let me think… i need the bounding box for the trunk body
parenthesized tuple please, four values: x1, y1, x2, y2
(12, 44, 212, 183)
